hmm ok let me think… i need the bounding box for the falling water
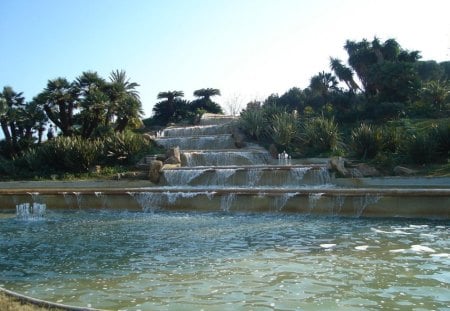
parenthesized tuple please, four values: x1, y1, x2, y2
(182, 151, 270, 167)
(220, 193, 236, 212)
(308, 193, 324, 212)
(211, 168, 237, 186)
(273, 192, 298, 211)
(163, 169, 205, 186)
(247, 168, 263, 186)
(354, 194, 382, 217)
(289, 167, 310, 183)
(16, 203, 46, 221)
(155, 134, 235, 150)
(161, 124, 232, 137)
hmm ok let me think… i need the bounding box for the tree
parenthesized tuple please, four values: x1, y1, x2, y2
(340, 37, 421, 103)
(39, 78, 78, 136)
(309, 71, 339, 97)
(107, 70, 143, 132)
(0, 86, 25, 155)
(330, 58, 360, 92)
(75, 71, 109, 138)
(152, 90, 189, 125)
(191, 88, 223, 114)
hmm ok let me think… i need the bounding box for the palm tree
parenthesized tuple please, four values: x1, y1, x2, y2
(330, 58, 360, 92)
(193, 88, 221, 100)
(152, 90, 188, 125)
(309, 71, 339, 97)
(0, 86, 25, 155)
(39, 78, 78, 136)
(192, 88, 223, 114)
(107, 70, 143, 132)
(75, 71, 109, 138)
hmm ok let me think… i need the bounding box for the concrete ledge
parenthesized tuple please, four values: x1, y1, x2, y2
(0, 287, 107, 311)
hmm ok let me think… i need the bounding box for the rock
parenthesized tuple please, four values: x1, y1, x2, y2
(351, 163, 381, 177)
(327, 157, 350, 177)
(148, 160, 163, 183)
(164, 156, 181, 165)
(268, 144, 278, 159)
(162, 163, 181, 170)
(232, 128, 247, 148)
(394, 166, 417, 176)
(165, 147, 181, 164)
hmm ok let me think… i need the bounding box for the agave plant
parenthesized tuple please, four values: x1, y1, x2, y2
(302, 116, 340, 155)
(269, 111, 299, 150)
(350, 123, 382, 159)
(239, 108, 268, 140)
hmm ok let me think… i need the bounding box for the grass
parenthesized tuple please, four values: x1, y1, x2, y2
(0, 291, 63, 311)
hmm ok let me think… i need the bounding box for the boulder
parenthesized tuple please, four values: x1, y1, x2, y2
(165, 147, 181, 164)
(351, 163, 381, 177)
(232, 128, 247, 148)
(148, 160, 163, 183)
(327, 157, 350, 177)
(393, 166, 417, 176)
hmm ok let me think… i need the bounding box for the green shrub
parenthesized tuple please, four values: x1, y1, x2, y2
(102, 131, 153, 165)
(406, 132, 437, 164)
(350, 123, 383, 159)
(239, 108, 267, 140)
(301, 116, 340, 155)
(269, 112, 299, 150)
(432, 122, 450, 160)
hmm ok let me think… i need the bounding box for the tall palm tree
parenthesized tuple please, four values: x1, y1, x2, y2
(75, 71, 109, 138)
(0, 86, 25, 154)
(39, 77, 78, 136)
(309, 71, 339, 97)
(107, 70, 143, 131)
(330, 58, 360, 92)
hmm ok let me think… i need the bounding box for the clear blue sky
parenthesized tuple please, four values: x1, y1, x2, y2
(1, 0, 449, 117)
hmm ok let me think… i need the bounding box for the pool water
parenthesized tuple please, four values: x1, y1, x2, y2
(0, 210, 449, 310)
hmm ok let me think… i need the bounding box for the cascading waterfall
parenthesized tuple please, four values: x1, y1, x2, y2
(182, 151, 270, 167)
(155, 134, 235, 150)
(273, 192, 298, 211)
(247, 168, 263, 186)
(16, 203, 46, 221)
(152, 116, 390, 217)
(353, 194, 382, 217)
(289, 167, 310, 184)
(161, 124, 232, 137)
(211, 168, 237, 186)
(220, 193, 236, 212)
(308, 193, 324, 211)
(163, 169, 205, 186)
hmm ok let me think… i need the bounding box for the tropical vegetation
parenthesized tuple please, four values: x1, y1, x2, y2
(237, 37, 449, 174)
(1, 36, 449, 178)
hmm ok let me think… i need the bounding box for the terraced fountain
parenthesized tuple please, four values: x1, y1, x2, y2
(0, 114, 449, 217)
(0, 114, 449, 310)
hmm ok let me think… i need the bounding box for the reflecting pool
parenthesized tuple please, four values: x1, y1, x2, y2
(0, 211, 449, 310)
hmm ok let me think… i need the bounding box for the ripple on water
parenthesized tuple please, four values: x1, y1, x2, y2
(0, 211, 448, 310)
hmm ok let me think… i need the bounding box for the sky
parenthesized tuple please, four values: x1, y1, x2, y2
(1, 0, 449, 117)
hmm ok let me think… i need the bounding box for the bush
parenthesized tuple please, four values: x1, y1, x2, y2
(102, 131, 154, 165)
(301, 116, 341, 155)
(406, 132, 437, 164)
(269, 111, 299, 150)
(350, 123, 383, 159)
(432, 122, 450, 160)
(239, 108, 268, 140)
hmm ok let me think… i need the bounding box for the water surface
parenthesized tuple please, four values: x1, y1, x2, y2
(0, 211, 448, 310)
